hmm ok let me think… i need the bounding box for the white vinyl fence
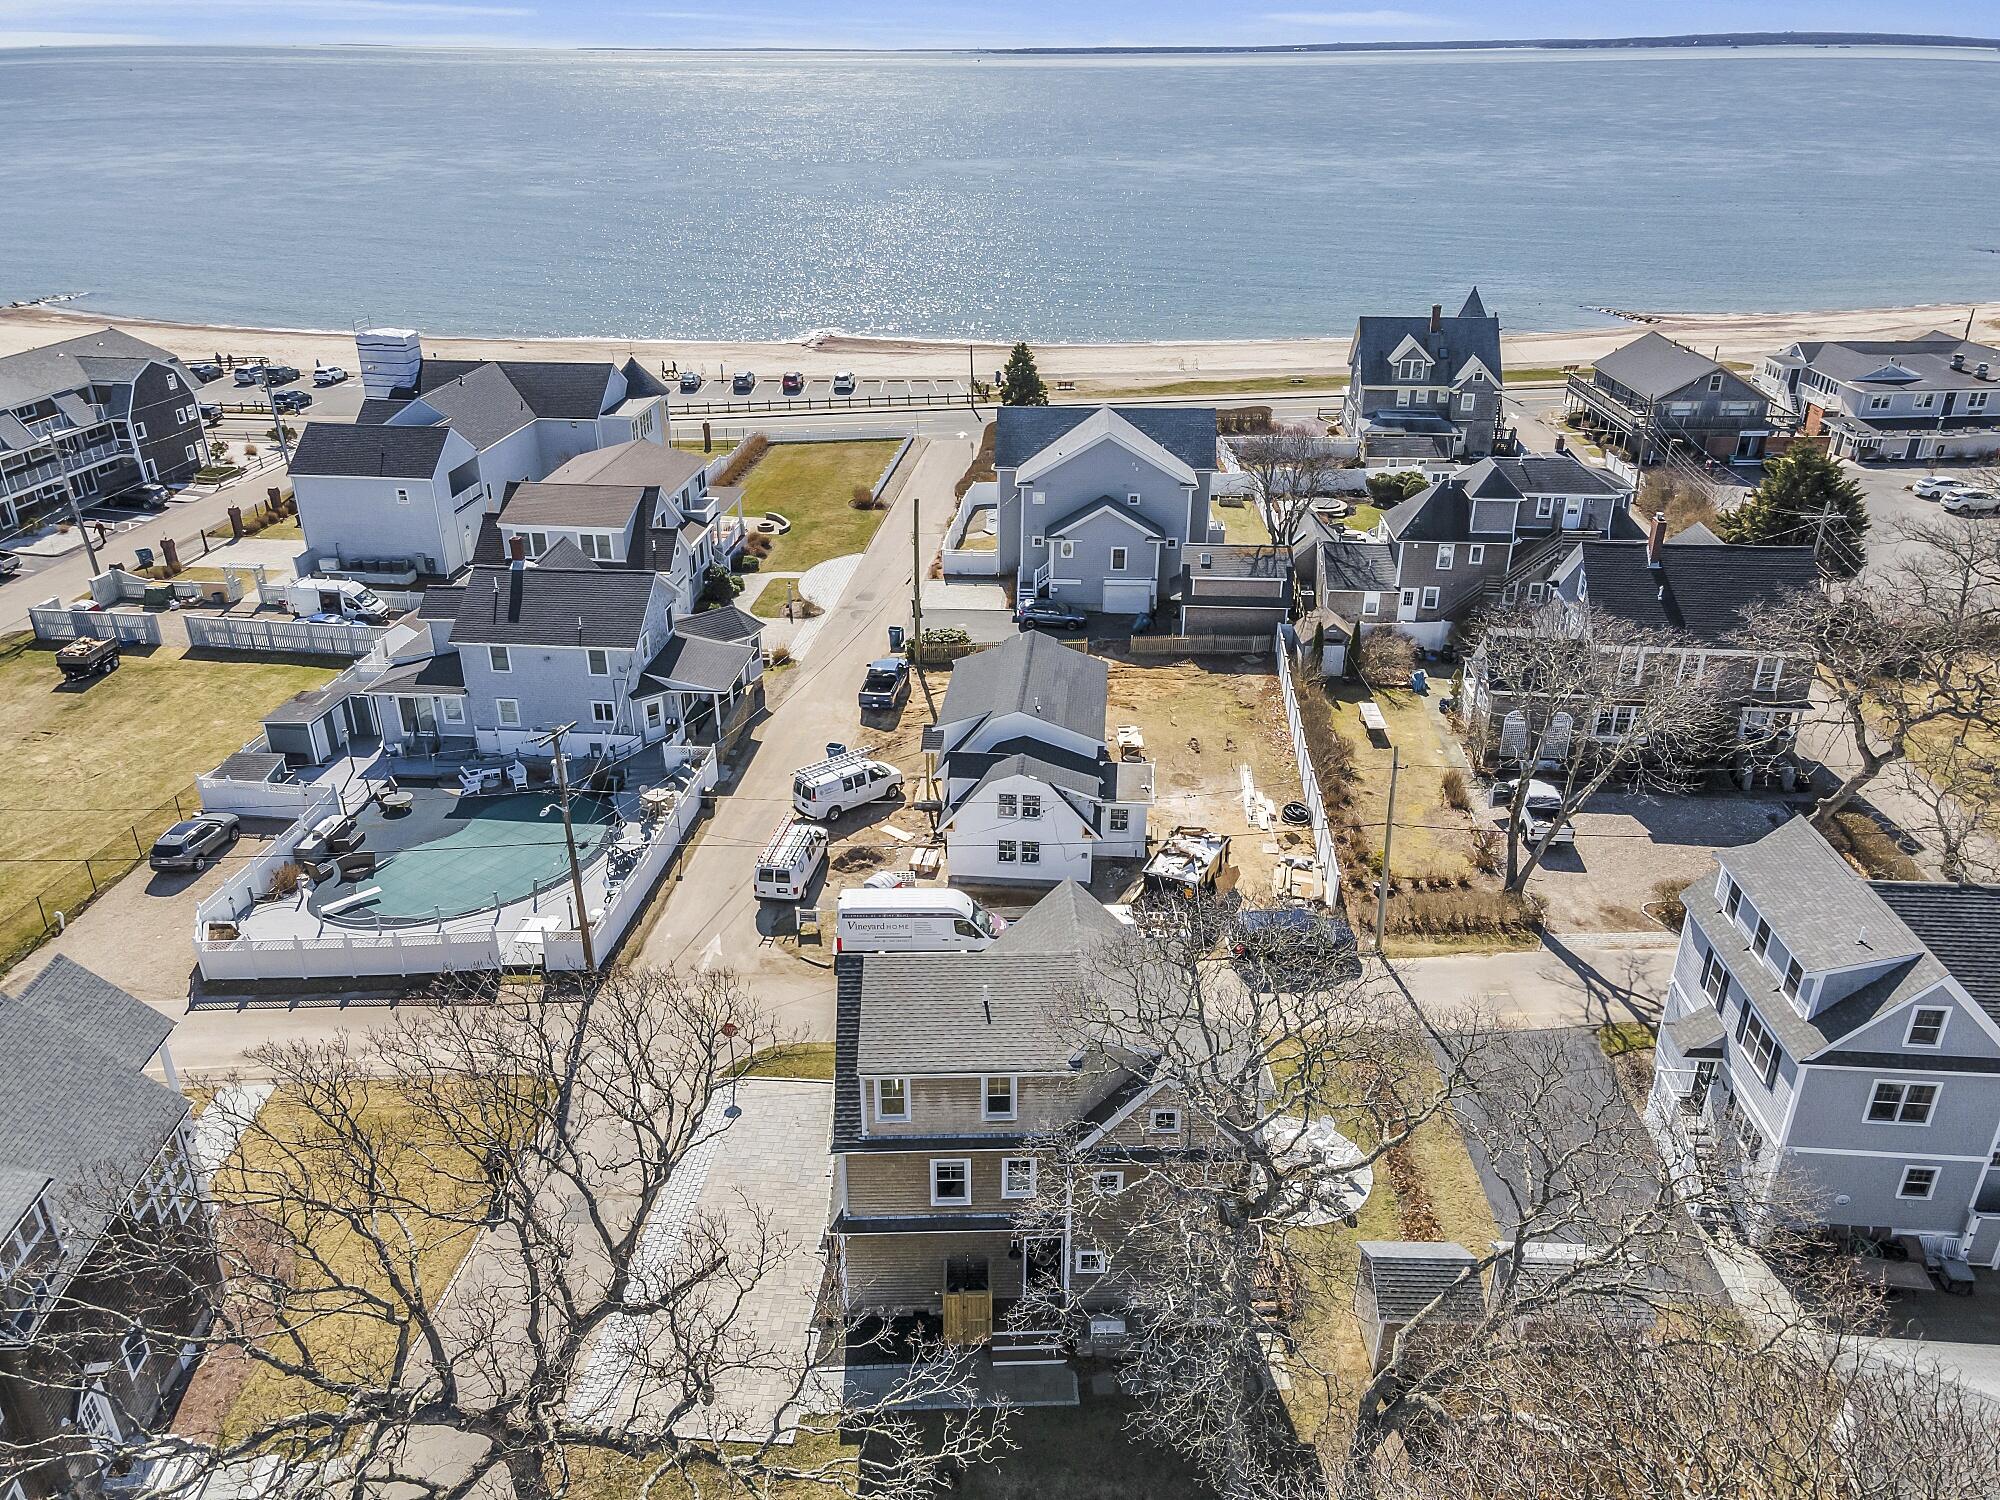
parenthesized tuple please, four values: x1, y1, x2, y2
(184, 614, 380, 658)
(29, 601, 163, 645)
(1274, 626, 1342, 897)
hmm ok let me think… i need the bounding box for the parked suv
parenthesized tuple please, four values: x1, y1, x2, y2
(312, 365, 348, 387)
(732, 371, 757, 395)
(272, 389, 314, 413)
(832, 371, 857, 396)
(678, 369, 703, 394)
(149, 813, 240, 873)
(1015, 598, 1089, 631)
(782, 371, 805, 396)
(233, 365, 268, 387)
(188, 361, 224, 383)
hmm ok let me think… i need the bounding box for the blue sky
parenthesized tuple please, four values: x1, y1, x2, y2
(1, 0, 1991, 52)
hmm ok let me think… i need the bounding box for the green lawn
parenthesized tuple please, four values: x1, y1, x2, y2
(0, 634, 336, 968)
(738, 440, 904, 574)
(1338, 502, 1385, 534)
(748, 575, 812, 622)
(735, 1042, 835, 1080)
(1213, 500, 1271, 544)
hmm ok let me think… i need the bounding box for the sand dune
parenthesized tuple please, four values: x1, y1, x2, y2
(2, 299, 1994, 392)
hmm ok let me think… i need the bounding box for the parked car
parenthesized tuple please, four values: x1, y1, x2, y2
(782, 371, 805, 396)
(55, 636, 119, 682)
(731, 371, 757, 395)
(1015, 598, 1089, 630)
(312, 365, 348, 387)
(1942, 489, 2000, 516)
(1229, 905, 1362, 990)
(678, 370, 703, 394)
(188, 361, 224, 383)
(148, 813, 240, 873)
(128, 483, 172, 511)
(263, 364, 301, 386)
(858, 657, 911, 712)
(0, 550, 20, 580)
(232, 365, 268, 387)
(199, 402, 222, 424)
(1914, 476, 1972, 501)
(272, 389, 313, 413)
(832, 371, 857, 396)
(1493, 776, 1577, 847)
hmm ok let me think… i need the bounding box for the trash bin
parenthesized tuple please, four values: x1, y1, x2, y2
(887, 625, 906, 652)
(135, 546, 155, 569)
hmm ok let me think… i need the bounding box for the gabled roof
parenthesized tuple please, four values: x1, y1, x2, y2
(995, 879, 1129, 954)
(1461, 454, 1627, 500)
(1575, 539, 1817, 647)
(1870, 881, 2000, 1025)
(290, 421, 451, 479)
(11, 956, 172, 1071)
(450, 559, 659, 648)
(502, 481, 649, 530)
(1783, 334, 2000, 394)
(400, 361, 536, 448)
(410, 358, 617, 419)
(534, 536, 594, 569)
(937, 632, 1108, 742)
(1013, 406, 1201, 488)
(0, 327, 192, 410)
(1382, 480, 1506, 543)
(1351, 292, 1502, 391)
(995, 404, 1216, 476)
(636, 633, 756, 695)
(1357, 1241, 1485, 1321)
(1046, 495, 1168, 539)
(1718, 818, 1927, 976)
(675, 604, 763, 644)
(1317, 538, 1398, 593)
(548, 437, 704, 491)
(939, 751, 1101, 827)
(1592, 331, 1743, 401)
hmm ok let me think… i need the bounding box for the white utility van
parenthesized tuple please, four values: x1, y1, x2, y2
(285, 576, 390, 626)
(792, 751, 903, 821)
(834, 888, 1007, 955)
(753, 818, 829, 902)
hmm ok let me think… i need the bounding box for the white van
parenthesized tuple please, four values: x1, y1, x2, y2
(753, 818, 829, 902)
(835, 888, 1007, 955)
(792, 751, 904, 821)
(285, 576, 390, 626)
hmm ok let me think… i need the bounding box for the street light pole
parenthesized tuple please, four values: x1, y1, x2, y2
(262, 362, 292, 467)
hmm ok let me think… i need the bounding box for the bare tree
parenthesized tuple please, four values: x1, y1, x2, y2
(1353, 628, 1418, 689)
(2, 969, 998, 1500)
(1893, 736, 2000, 884)
(1463, 601, 1734, 890)
(1756, 514, 2000, 833)
(1234, 428, 1342, 550)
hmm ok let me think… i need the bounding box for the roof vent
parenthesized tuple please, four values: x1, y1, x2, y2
(981, 984, 993, 1025)
(1068, 1046, 1088, 1071)
(1980, 363, 1993, 381)
(1199, 552, 1213, 569)
(1952, 352, 1966, 371)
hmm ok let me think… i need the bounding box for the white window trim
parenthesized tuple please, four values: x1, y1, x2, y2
(1536, 496, 1555, 519)
(1019, 840, 1041, 864)
(1126, 491, 1142, 506)
(1093, 1169, 1126, 1197)
(1147, 1107, 1182, 1134)
(1865, 1079, 1939, 1127)
(591, 700, 617, 725)
(1001, 1157, 1038, 1199)
(495, 698, 521, 728)
(982, 1075, 1017, 1121)
(1109, 546, 1127, 571)
(1467, 544, 1485, 565)
(488, 645, 511, 673)
(1421, 586, 1440, 610)
(875, 1077, 910, 1123)
(120, 1326, 149, 1379)
(1362, 593, 1381, 617)
(1753, 655, 1784, 691)
(1905, 1006, 1949, 1049)
(1436, 544, 1455, 571)
(1074, 1247, 1108, 1275)
(930, 1158, 973, 1207)
(587, 648, 610, 676)
(1897, 1165, 1939, 1200)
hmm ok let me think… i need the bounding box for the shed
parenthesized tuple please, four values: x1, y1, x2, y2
(1354, 1240, 1484, 1370)
(1485, 1240, 1658, 1334)
(261, 681, 373, 767)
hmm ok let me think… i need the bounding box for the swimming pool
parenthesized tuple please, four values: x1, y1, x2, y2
(311, 790, 616, 926)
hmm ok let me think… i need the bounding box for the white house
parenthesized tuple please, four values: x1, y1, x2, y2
(927, 633, 1152, 885)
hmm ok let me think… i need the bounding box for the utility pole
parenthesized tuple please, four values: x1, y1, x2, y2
(60, 470, 101, 578)
(1374, 748, 1399, 954)
(535, 720, 596, 972)
(967, 344, 976, 409)
(912, 480, 935, 719)
(262, 361, 293, 466)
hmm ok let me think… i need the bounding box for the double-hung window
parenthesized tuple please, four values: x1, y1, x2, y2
(1867, 1081, 1937, 1125)
(120, 1327, 149, 1379)
(1467, 544, 1485, 565)
(587, 648, 610, 676)
(1753, 655, 1784, 691)
(1898, 1165, 1939, 1200)
(1020, 794, 1042, 820)
(488, 645, 511, 673)
(1093, 1170, 1125, 1197)
(1020, 840, 1041, 864)
(1722, 876, 1743, 921)
(930, 1159, 972, 1206)
(983, 1076, 1016, 1120)
(1436, 545, 1455, 571)
(1001, 1157, 1038, 1198)
(1109, 546, 1128, 571)
(1781, 958, 1805, 1002)
(998, 839, 1018, 864)
(1109, 807, 1130, 833)
(1421, 586, 1440, 610)
(495, 699, 521, 728)
(997, 793, 1018, 818)
(875, 1077, 909, 1122)
(1906, 1007, 1948, 1048)
(1698, 944, 1728, 1005)
(1750, 918, 1773, 961)
(1735, 1005, 1781, 1086)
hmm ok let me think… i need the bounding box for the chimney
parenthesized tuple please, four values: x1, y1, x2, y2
(1952, 352, 1966, 371)
(508, 534, 526, 564)
(1647, 509, 1668, 567)
(1429, 303, 1443, 334)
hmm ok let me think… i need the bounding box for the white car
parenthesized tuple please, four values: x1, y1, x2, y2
(1941, 488, 2000, 516)
(312, 365, 349, 387)
(1913, 476, 1969, 501)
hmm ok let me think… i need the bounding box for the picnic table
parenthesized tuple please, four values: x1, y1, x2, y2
(1357, 701, 1389, 743)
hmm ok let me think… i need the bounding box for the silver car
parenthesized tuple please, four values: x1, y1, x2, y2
(149, 813, 240, 872)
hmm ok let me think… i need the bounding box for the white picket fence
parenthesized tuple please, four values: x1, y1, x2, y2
(1274, 627, 1342, 896)
(184, 613, 380, 658)
(195, 771, 371, 822)
(28, 601, 163, 645)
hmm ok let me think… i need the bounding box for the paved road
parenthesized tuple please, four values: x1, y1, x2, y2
(626, 433, 974, 1035)
(1384, 929, 1674, 1032)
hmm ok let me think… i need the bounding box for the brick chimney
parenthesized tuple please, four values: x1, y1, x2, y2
(1647, 510, 1668, 567)
(509, 533, 526, 565)
(1429, 303, 1442, 334)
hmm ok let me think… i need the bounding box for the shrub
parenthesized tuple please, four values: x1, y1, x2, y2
(715, 433, 769, 486)
(847, 485, 882, 511)
(699, 565, 743, 607)
(1386, 887, 1543, 939)
(767, 644, 794, 667)
(1441, 768, 1472, 813)
(266, 861, 302, 898)
(1355, 628, 1418, 685)
(743, 532, 773, 558)
(1469, 826, 1503, 875)
(1365, 469, 1430, 506)
(734, 555, 760, 573)
(1649, 876, 1687, 930)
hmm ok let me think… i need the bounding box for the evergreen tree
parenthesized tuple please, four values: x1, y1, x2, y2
(1714, 444, 1869, 575)
(999, 341, 1049, 406)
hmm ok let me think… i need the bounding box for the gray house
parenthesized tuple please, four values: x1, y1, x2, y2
(992, 406, 1218, 617)
(1302, 454, 1632, 650)
(291, 334, 671, 582)
(0, 328, 206, 532)
(1649, 817, 2000, 1268)
(1758, 332, 2000, 461)
(1177, 542, 1293, 636)
(1566, 331, 1774, 465)
(1343, 291, 1506, 463)
(0, 959, 215, 1500)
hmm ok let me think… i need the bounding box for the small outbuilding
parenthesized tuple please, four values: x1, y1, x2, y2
(1354, 1240, 1485, 1371)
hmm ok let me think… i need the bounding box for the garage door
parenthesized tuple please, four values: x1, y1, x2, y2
(1102, 579, 1155, 616)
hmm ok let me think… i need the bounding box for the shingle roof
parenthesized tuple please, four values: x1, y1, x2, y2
(1592, 331, 1737, 401)
(407, 362, 536, 448)
(942, 752, 1101, 823)
(503, 481, 648, 530)
(1351, 292, 1502, 390)
(1576, 539, 1817, 646)
(1462, 454, 1627, 500)
(994, 404, 1217, 474)
(1869, 882, 2000, 1025)
(1384, 480, 1488, 543)
(1186, 543, 1291, 582)
(449, 560, 658, 648)
(1046, 495, 1168, 540)
(1357, 1241, 1485, 1321)
(1784, 334, 2000, 395)
(413, 359, 615, 419)
(996, 879, 1129, 954)
(290, 421, 450, 479)
(938, 632, 1107, 742)
(674, 604, 762, 644)
(637, 633, 756, 695)
(0, 959, 186, 1252)
(1719, 817, 1927, 975)
(0, 327, 190, 410)
(548, 438, 704, 490)
(1316, 539, 1398, 593)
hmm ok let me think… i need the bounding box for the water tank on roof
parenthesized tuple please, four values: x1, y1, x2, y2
(355, 328, 423, 399)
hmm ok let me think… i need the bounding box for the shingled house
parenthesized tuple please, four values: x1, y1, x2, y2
(830, 884, 1214, 1348)
(1343, 290, 1507, 463)
(0, 960, 215, 1499)
(1566, 331, 1774, 466)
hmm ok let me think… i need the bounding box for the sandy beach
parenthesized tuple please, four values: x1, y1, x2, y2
(2, 299, 1995, 393)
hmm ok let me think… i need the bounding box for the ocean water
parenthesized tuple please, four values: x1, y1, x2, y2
(1, 44, 1996, 342)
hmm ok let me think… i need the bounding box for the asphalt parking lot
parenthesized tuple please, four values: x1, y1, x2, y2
(1844, 457, 2000, 577)
(670, 372, 968, 413)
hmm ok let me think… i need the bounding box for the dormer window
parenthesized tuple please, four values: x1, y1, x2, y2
(1781, 958, 1804, 1002)
(1397, 358, 1427, 381)
(875, 1077, 909, 1123)
(1722, 876, 1743, 921)
(1751, 919, 1772, 960)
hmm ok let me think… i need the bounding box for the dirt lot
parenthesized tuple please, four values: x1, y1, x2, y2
(1326, 684, 1479, 882)
(1500, 789, 1799, 933)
